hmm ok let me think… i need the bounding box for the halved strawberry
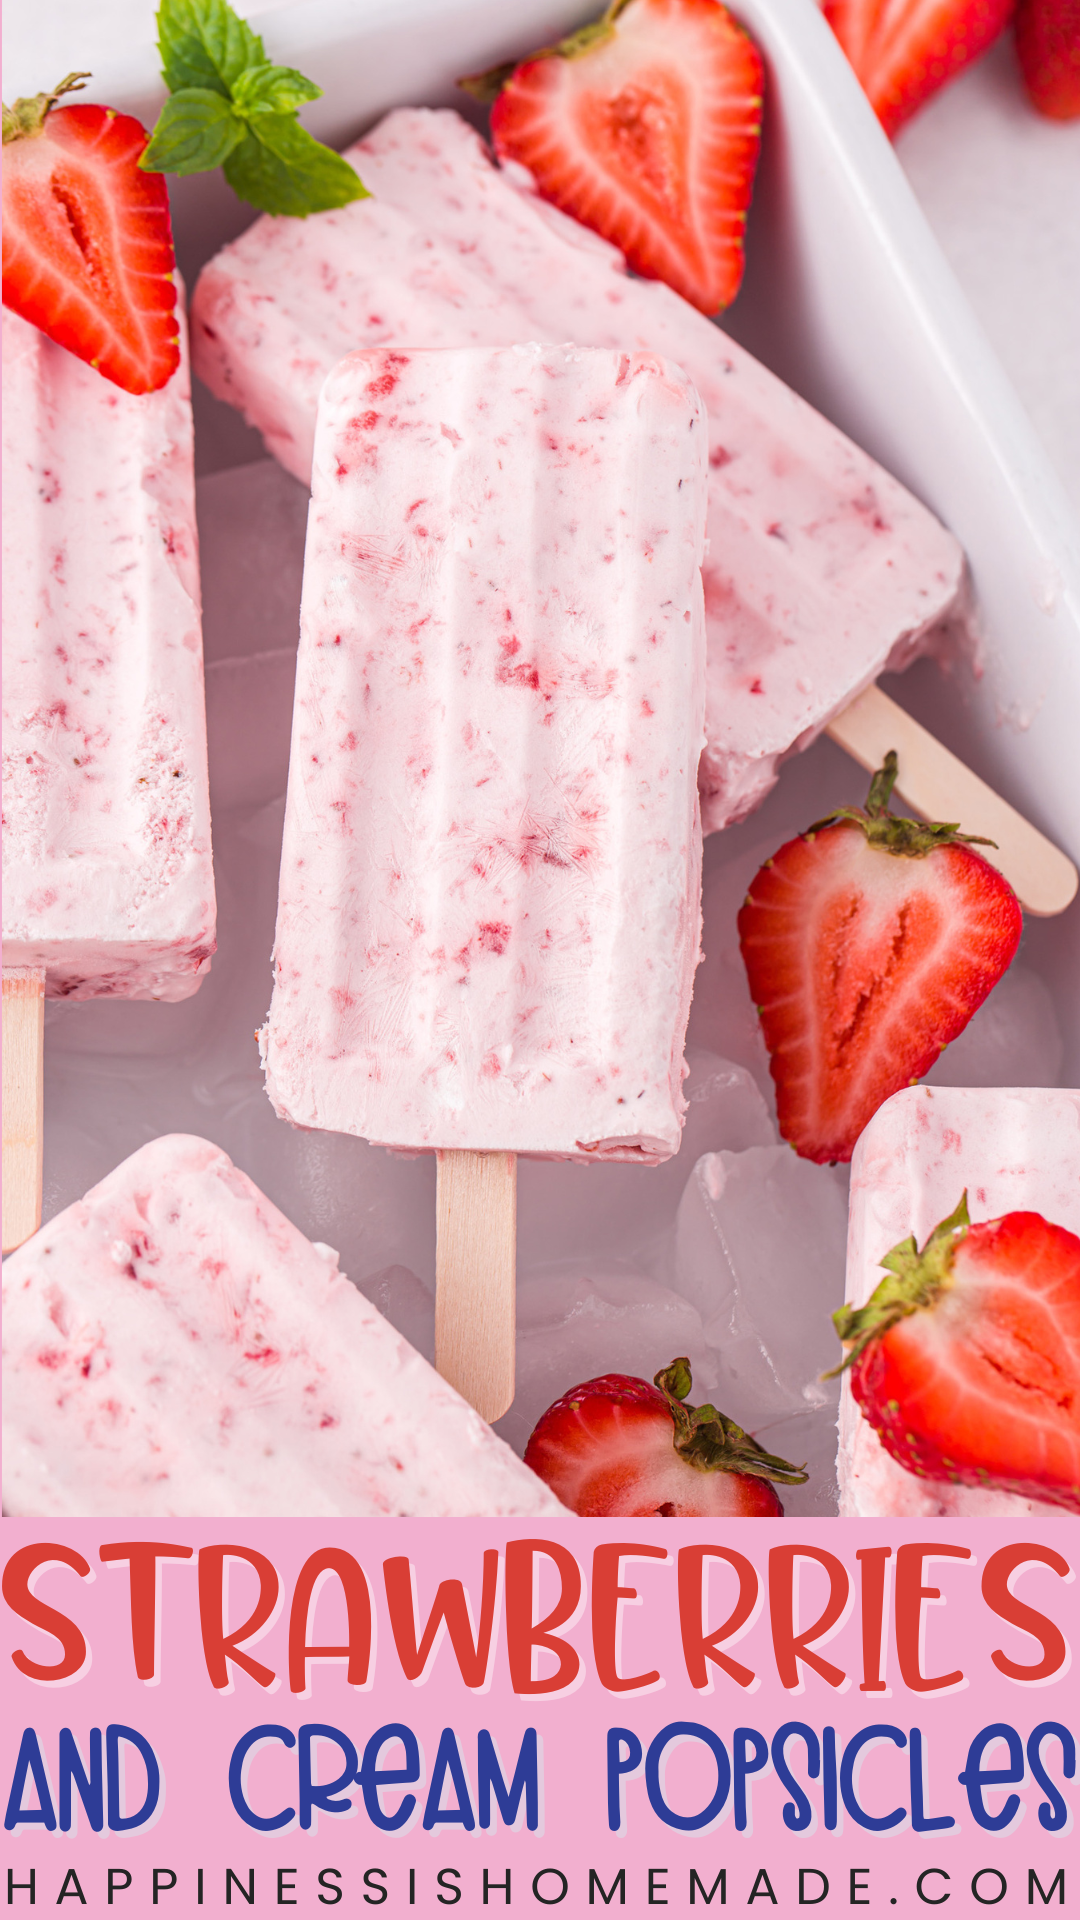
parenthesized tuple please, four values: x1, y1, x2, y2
(465, 0, 764, 315)
(822, 0, 1015, 137)
(738, 753, 1023, 1165)
(3, 74, 180, 394)
(833, 1194, 1080, 1511)
(523, 1358, 806, 1515)
(1015, 0, 1080, 117)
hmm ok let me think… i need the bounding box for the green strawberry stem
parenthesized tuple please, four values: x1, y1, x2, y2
(460, 0, 634, 104)
(806, 751, 999, 858)
(827, 1191, 970, 1376)
(653, 1358, 808, 1485)
(2, 73, 90, 144)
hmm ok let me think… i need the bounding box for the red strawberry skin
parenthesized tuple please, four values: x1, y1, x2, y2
(1015, 0, 1080, 116)
(524, 1374, 783, 1516)
(823, 0, 1015, 137)
(738, 823, 1023, 1164)
(3, 103, 179, 394)
(852, 1211, 1080, 1511)
(490, 0, 764, 314)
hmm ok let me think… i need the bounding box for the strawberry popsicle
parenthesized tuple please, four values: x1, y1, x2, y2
(1, 1134, 568, 1518)
(263, 341, 706, 1158)
(838, 1084, 1080, 1517)
(262, 341, 708, 1415)
(2, 306, 215, 1000)
(192, 105, 963, 833)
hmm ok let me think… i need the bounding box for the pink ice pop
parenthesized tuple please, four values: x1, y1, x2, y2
(2, 308, 215, 1000)
(1, 1134, 568, 1518)
(262, 342, 707, 1160)
(2, 304, 216, 1254)
(262, 341, 708, 1417)
(192, 105, 963, 835)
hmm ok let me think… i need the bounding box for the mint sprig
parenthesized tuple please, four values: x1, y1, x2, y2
(139, 0, 367, 217)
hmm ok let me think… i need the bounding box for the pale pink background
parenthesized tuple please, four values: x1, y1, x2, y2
(2, 1518, 1074, 1913)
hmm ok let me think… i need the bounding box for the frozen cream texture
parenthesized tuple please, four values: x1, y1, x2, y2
(1, 308, 215, 999)
(192, 105, 963, 832)
(263, 343, 707, 1160)
(1, 1134, 567, 1518)
(839, 1083, 1080, 1517)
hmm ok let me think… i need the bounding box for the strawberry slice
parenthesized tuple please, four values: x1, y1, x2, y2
(822, 0, 1015, 137)
(3, 74, 180, 394)
(1015, 0, 1080, 118)
(737, 753, 1023, 1165)
(833, 1194, 1080, 1511)
(523, 1358, 806, 1515)
(466, 0, 764, 315)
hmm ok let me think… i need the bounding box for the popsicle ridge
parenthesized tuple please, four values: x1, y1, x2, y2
(263, 342, 708, 1161)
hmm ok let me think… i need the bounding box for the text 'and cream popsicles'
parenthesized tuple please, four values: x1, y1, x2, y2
(192, 105, 964, 835)
(262, 342, 708, 1162)
(1, 1134, 568, 1519)
(1, 307, 215, 1002)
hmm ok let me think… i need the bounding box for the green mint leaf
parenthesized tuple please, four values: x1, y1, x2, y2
(149, 0, 369, 216)
(156, 0, 265, 97)
(223, 116, 368, 217)
(140, 88, 245, 174)
(231, 62, 321, 115)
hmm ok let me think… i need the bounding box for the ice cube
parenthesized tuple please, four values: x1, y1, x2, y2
(359, 1265, 435, 1361)
(674, 1147, 848, 1424)
(751, 1406, 840, 1519)
(195, 458, 308, 666)
(923, 962, 1063, 1088)
(493, 1263, 718, 1458)
(687, 841, 777, 1099)
(515, 1050, 774, 1269)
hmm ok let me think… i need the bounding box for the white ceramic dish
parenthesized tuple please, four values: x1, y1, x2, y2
(6, 0, 1079, 1514)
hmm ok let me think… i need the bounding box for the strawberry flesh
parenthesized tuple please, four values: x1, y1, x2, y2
(488, 0, 764, 314)
(1015, 0, 1080, 118)
(3, 97, 179, 394)
(738, 760, 1023, 1164)
(823, 0, 1015, 137)
(842, 1204, 1080, 1512)
(524, 1366, 800, 1516)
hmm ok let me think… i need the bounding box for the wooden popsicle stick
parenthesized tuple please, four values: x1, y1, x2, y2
(435, 1149, 517, 1423)
(3, 966, 46, 1254)
(826, 684, 1078, 917)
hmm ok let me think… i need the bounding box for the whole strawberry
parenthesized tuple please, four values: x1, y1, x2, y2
(738, 753, 1023, 1164)
(823, 0, 1015, 137)
(524, 1358, 806, 1515)
(1015, 0, 1080, 117)
(463, 0, 764, 314)
(3, 74, 179, 394)
(833, 1194, 1080, 1511)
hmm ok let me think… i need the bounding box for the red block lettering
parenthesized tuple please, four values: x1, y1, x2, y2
(769, 1545, 850, 1690)
(678, 1545, 760, 1691)
(383, 1550, 499, 1689)
(505, 1540, 583, 1695)
(982, 1542, 1072, 1683)
(3, 1544, 92, 1682)
(199, 1544, 280, 1689)
(289, 1548, 373, 1693)
(99, 1542, 194, 1682)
